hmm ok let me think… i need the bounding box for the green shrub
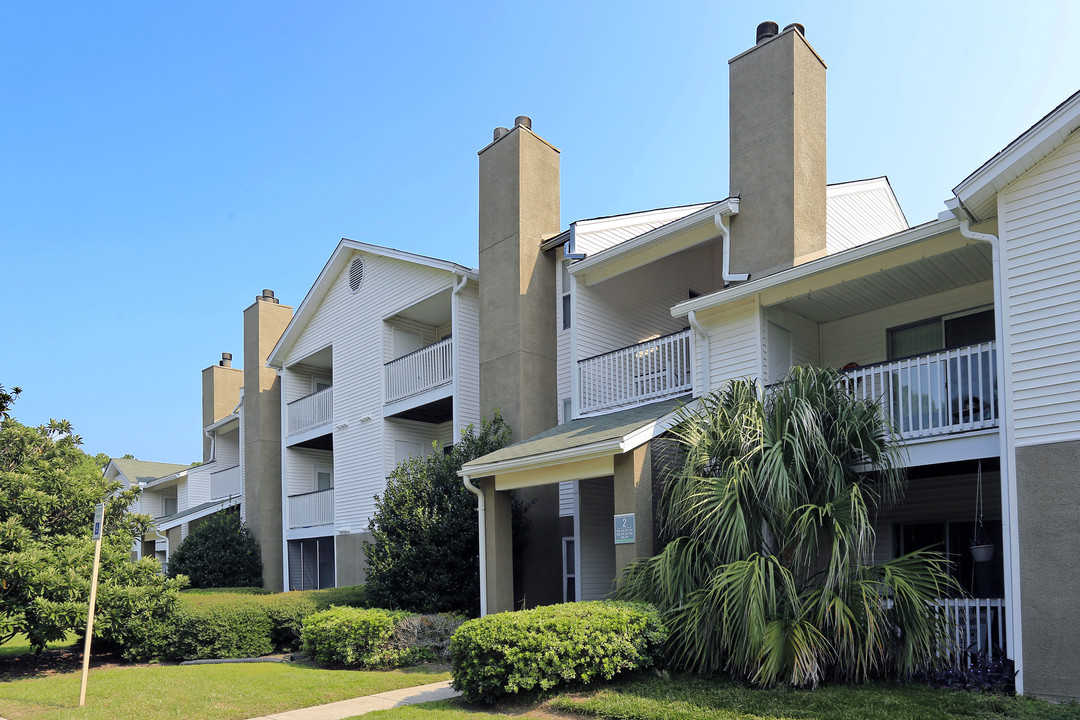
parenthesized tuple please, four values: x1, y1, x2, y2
(182, 586, 271, 595)
(167, 512, 263, 588)
(301, 606, 407, 667)
(449, 601, 668, 704)
(167, 594, 273, 660)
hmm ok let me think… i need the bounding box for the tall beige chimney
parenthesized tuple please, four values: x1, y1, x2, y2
(728, 21, 827, 277)
(242, 289, 293, 592)
(476, 117, 563, 611)
(200, 352, 243, 462)
(477, 116, 560, 442)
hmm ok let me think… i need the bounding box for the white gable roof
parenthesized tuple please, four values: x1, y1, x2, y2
(826, 177, 909, 253)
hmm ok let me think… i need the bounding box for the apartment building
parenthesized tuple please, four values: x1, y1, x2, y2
(461, 22, 1080, 702)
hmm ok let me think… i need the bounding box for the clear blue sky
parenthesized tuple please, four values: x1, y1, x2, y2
(3, 1, 1078, 464)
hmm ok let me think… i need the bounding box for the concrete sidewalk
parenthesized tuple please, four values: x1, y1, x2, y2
(246, 679, 460, 720)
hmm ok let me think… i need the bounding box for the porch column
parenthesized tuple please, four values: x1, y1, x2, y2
(613, 443, 654, 577)
(481, 477, 515, 614)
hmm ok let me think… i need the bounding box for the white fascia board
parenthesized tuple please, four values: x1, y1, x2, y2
(459, 439, 625, 479)
(204, 413, 240, 434)
(141, 469, 188, 490)
(341, 239, 478, 280)
(670, 216, 961, 319)
(953, 90, 1080, 223)
(568, 200, 733, 279)
(153, 496, 240, 531)
(459, 400, 697, 479)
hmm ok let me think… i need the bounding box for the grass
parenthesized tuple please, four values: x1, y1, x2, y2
(546, 674, 1080, 720)
(0, 634, 78, 659)
(0, 661, 449, 720)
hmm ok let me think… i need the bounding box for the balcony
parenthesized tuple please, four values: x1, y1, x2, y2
(287, 386, 333, 437)
(288, 488, 334, 529)
(209, 465, 240, 499)
(384, 336, 453, 405)
(578, 329, 692, 415)
(843, 342, 998, 440)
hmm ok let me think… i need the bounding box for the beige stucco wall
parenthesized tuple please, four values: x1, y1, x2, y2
(201, 364, 243, 462)
(728, 27, 826, 279)
(1015, 439, 1080, 702)
(613, 444, 654, 575)
(335, 532, 373, 587)
(243, 295, 294, 592)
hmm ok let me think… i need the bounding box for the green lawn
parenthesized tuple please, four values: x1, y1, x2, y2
(360, 674, 1080, 720)
(0, 661, 449, 720)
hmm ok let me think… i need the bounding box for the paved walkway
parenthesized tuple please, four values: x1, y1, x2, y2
(245, 680, 460, 720)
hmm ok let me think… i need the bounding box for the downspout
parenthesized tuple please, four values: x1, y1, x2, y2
(687, 310, 709, 396)
(954, 205, 1023, 694)
(146, 527, 169, 571)
(461, 473, 487, 617)
(714, 208, 750, 286)
(451, 274, 468, 437)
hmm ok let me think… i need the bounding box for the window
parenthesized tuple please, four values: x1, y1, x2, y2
(561, 260, 572, 330)
(315, 468, 333, 491)
(562, 537, 576, 602)
(313, 375, 332, 393)
(887, 308, 994, 360)
(162, 495, 177, 517)
(562, 397, 572, 423)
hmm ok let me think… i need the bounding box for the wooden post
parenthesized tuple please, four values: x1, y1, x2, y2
(79, 503, 105, 707)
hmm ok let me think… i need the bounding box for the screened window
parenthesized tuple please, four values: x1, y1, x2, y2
(887, 308, 994, 360)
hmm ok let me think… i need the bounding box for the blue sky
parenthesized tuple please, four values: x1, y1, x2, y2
(3, 1, 1078, 464)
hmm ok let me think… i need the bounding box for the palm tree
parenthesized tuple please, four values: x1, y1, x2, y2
(615, 366, 958, 687)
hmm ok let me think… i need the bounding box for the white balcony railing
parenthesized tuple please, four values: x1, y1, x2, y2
(844, 342, 998, 440)
(287, 386, 333, 436)
(209, 465, 241, 499)
(384, 337, 453, 404)
(578, 329, 692, 415)
(288, 488, 334, 528)
(937, 597, 1008, 662)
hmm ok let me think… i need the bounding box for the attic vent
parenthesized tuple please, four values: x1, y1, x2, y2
(349, 257, 365, 292)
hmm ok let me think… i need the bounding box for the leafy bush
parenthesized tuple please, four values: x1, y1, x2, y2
(167, 594, 274, 660)
(301, 606, 407, 667)
(301, 607, 464, 668)
(914, 652, 1016, 692)
(363, 414, 512, 617)
(449, 601, 668, 704)
(167, 512, 263, 588)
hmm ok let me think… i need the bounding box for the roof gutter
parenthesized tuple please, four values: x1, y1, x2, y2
(714, 200, 749, 286)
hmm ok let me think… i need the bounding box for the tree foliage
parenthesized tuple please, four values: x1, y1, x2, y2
(167, 511, 263, 588)
(0, 388, 184, 653)
(363, 414, 512, 617)
(616, 367, 958, 687)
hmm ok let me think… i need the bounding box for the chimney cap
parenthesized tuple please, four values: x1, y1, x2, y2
(493, 126, 510, 141)
(756, 21, 779, 44)
(220, 352, 232, 368)
(514, 115, 532, 130)
(783, 23, 805, 37)
(257, 289, 279, 304)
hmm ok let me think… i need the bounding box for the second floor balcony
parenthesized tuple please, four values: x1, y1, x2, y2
(578, 329, 692, 416)
(287, 386, 333, 437)
(209, 464, 241, 499)
(844, 341, 999, 440)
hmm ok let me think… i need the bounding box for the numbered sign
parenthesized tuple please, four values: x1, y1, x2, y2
(92, 503, 104, 540)
(614, 513, 636, 544)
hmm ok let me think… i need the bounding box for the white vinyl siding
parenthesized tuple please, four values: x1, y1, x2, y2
(574, 244, 717, 363)
(825, 179, 909, 255)
(285, 448, 332, 496)
(185, 467, 211, 507)
(454, 279, 481, 435)
(762, 306, 820, 382)
(558, 481, 575, 517)
(577, 478, 615, 601)
(698, 297, 763, 390)
(384, 418, 438, 476)
(557, 248, 572, 419)
(281, 250, 476, 534)
(819, 281, 994, 369)
(213, 431, 241, 467)
(1000, 131, 1080, 446)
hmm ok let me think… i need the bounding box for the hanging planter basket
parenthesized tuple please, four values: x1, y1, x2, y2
(970, 544, 995, 563)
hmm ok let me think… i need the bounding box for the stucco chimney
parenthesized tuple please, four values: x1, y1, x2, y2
(477, 119, 560, 442)
(728, 21, 827, 277)
(201, 353, 243, 463)
(242, 289, 293, 592)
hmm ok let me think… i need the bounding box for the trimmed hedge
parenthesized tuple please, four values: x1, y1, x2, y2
(301, 606, 464, 668)
(127, 585, 369, 661)
(449, 601, 667, 704)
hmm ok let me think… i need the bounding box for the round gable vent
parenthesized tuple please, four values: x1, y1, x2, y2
(349, 257, 365, 292)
